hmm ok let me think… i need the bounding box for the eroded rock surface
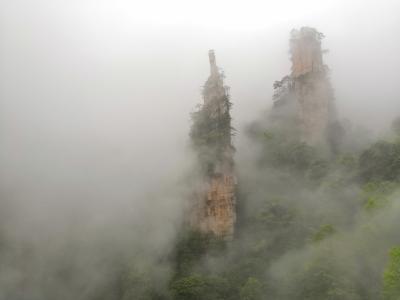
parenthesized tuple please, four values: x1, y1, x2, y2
(273, 27, 337, 146)
(189, 50, 236, 239)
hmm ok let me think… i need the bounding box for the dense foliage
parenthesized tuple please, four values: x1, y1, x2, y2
(4, 113, 400, 299)
(189, 83, 234, 176)
(162, 117, 400, 300)
(383, 247, 400, 300)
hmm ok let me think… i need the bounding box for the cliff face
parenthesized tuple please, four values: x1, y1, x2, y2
(191, 174, 236, 238)
(290, 28, 324, 78)
(189, 50, 236, 239)
(273, 27, 336, 145)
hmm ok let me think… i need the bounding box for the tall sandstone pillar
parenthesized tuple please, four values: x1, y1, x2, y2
(273, 27, 337, 146)
(189, 50, 236, 239)
(290, 27, 336, 145)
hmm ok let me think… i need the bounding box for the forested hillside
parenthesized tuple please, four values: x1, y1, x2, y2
(1, 2, 400, 299)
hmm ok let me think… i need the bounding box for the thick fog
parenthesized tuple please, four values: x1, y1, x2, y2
(0, 0, 400, 298)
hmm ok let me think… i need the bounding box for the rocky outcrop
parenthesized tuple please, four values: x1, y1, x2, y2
(273, 27, 337, 146)
(189, 50, 236, 239)
(190, 174, 236, 238)
(290, 28, 325, 78)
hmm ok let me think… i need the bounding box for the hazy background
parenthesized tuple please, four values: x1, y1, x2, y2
(0, 0, 400, 296)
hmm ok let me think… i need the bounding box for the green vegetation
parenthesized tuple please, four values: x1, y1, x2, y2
(190, 80, 234, 176)
(171, 274, 229, 300)
(3, 65, 400, 300)
(312, 224, 335, 243)
(240, 277, 263, 300)
(17, 117, 395, 300)
(359, 140, 400, 182)
(3, 108, 400, 299)
(159, 117, 400, 300)
(383, 247, 400, 300)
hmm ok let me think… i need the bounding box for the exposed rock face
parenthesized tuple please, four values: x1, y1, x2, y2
(190, 174, 236, 238)
(189, 50, 236, 239)
(290, 28, 324, 77)
(273, 27, 337, 146)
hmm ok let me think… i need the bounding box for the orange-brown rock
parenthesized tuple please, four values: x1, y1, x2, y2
(190, 174, 236, 238)
(290, 27, 324, 78)
(295, 72, 333, 144)
(189, 50, 237, 239)
(272, 27, 336, 145)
